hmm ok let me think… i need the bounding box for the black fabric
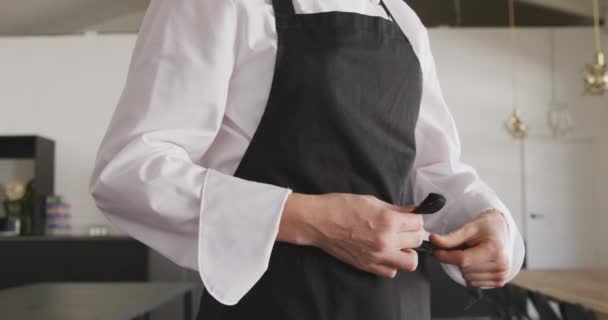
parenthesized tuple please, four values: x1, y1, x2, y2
(529, 291, 560, 320)
(503, 285, 530, 319)
(197, 0, 425, 319)
(273, 0, 295, 16)
(559, 301, 597, 320)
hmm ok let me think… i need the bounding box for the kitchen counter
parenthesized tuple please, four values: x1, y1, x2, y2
(512, 268, 608, 319)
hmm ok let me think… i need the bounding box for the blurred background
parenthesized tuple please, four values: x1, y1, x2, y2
(0, 0, 607, 319)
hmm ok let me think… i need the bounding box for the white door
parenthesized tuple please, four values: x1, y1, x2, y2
(524, 139, 598, 269)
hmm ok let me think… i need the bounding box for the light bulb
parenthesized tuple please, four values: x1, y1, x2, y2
(584, 52, 608, 95)
(547, 102, 573, 138)
(504, 108, 528, 139)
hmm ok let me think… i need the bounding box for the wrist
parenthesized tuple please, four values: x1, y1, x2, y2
(482, 209, 510, 249)
(276, 192, 321, 246)
(484, 209, 508, 231)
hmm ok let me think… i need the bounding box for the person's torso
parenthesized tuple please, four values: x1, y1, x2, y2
(198, 1, 429, 318)
(199, 0, 427, 177)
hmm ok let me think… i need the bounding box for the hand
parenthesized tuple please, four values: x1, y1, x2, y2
(277, 193, 424, 278)
(429, 210, 510, 288)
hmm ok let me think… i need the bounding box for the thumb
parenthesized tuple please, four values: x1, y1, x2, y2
(433, 249, 465, 266)
(385, 203, 417, 213)
(399, 205, 417, 213)
(430, 224, 475, 249)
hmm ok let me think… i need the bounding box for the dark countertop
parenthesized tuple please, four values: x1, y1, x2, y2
(0, 235, 133, 241)
(0, 282, 197, 320)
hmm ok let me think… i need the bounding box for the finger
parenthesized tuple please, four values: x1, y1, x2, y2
(388, 212, 424, 232)
(433, 249, 465, 266)
(468, 280, 505, 289)
(463, 271, 507, 282)
(462, 260, 508, 273)
(429, 224, 477, 249)
(380, 249, 418, 272)
(385, 203, 417, 214)
(462, 242, 508, 269)
(386, 229, 425, 249)
(367, 264, 398, 278)
(435, 245, 489, 269)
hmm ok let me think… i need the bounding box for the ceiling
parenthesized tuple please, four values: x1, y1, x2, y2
(0, 0, 605, 36)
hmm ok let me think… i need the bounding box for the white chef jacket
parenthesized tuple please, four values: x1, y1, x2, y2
(89, 0, 525, 306)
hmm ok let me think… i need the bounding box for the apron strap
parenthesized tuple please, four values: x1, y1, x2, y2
(272, 0, 296, 16)
(379, 0, 396, 22)
(380, 0, 410, 43)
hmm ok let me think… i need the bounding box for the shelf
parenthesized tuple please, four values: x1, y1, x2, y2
(0, 135, 55, 235)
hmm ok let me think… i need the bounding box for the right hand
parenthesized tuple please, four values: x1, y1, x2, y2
(277, 192, 425, 278)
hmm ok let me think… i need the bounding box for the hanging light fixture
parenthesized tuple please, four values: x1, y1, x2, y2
(547, 30, 574, 138)
(505, 108, 528, 139)
(504, 0, 528, 139)
(583, 0, 608, 95)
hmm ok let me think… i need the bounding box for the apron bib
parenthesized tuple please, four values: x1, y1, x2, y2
(198, 0, 427, 318)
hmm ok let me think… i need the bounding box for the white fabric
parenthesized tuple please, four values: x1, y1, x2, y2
(89, 0, 525, 306)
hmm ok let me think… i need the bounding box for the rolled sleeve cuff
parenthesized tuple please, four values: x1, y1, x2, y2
(198, 168, 292, 305)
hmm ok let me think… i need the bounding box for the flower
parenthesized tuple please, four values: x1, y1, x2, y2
(4, 179, 26, 201)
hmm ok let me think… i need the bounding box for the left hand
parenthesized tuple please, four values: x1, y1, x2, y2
(429, 210, 510, 288)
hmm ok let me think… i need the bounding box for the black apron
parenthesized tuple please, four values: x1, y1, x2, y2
(197, 0, 426, 318)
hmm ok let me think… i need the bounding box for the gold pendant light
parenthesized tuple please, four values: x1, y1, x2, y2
(505, 108, 528, 139)
(504, 0, 528, 139)
(583, 0, 608, 95)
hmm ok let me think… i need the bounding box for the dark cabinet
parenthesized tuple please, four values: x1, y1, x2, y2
(0, 236, 148, 290)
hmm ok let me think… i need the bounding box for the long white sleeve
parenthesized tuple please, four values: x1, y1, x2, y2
(411, 28, 525, 286)
(89, 0, 291, 306)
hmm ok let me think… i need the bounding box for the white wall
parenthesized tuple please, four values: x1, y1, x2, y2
(0, 34, 135, 233)
(1, 28, 607, 262)
(430, 27, 608, 265)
